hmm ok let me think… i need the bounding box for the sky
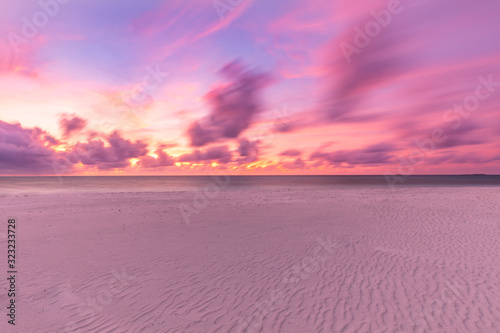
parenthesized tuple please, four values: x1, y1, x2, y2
(1, 0, 500, 175)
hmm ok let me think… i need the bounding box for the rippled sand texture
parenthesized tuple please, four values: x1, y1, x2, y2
(1, 187, 499, 332)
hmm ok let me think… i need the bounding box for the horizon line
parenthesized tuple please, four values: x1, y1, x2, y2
(0, 174, 498, 177)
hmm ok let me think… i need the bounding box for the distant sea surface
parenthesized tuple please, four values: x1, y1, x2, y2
(1, 175, 499, 194)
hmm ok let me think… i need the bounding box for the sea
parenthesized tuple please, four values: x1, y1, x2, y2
(0, 175, 499, 194)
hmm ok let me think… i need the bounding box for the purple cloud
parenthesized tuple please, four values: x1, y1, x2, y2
(187, 61, 271, 146)
(69, 131, 148, 170)
(178, 145, 232, 164)
(280, 149, 302, 157)
(311, 0, 500, 129)
(140, 149, 175, 168)
(427, 151, 499, 165)
(282, 157, 306, 169)
(59, 114, 87, 138)
(236, 138, 260, 164)
(311, 142, 395, 166)
(0, 121, 69, 174)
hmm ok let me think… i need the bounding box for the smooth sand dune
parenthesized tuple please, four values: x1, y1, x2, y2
(1, 187, 499, 332)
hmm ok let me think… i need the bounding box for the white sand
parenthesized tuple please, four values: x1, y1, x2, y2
(1, 187, 499, 332)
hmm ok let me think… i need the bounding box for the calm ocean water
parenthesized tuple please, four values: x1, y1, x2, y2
(0, 175, 499, 194)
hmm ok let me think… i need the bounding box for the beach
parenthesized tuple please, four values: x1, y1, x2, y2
(1, 186, 499, 332)
(3, 0, 500, 331)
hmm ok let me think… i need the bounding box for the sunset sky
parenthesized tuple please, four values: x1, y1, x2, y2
(1, 0, 500, 175)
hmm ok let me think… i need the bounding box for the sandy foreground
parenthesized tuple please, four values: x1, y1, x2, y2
(0, 187, 499, 333)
